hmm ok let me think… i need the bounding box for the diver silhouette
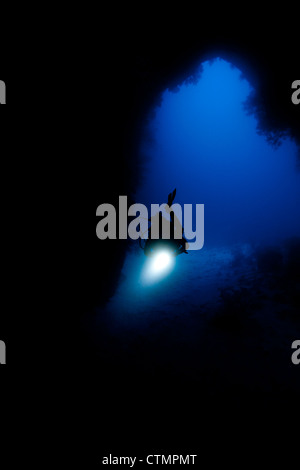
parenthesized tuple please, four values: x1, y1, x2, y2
(139, 189, 189, 257)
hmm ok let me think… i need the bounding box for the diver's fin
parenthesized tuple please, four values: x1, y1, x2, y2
(167, 188, 177, 206)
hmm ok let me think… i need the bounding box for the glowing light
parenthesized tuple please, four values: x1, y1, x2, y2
(141, 250, 175, 284)
(152, 251, 173, 273)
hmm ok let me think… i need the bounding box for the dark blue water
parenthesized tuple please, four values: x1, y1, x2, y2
(136, 58, 300, 246)
(89, 58, 300, 392)
(96, 58, 300, 349)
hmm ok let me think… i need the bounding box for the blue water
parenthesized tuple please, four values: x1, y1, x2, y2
(99, 58, 300, 322)
(101, 243, 252, 329)
(136, 58, 300, 246)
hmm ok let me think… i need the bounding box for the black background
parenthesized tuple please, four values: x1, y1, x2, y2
(1, 8, 300, 467)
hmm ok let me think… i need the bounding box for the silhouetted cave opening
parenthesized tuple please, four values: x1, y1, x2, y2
(131, 50, 300, 192)
(133, 57, 299, 249)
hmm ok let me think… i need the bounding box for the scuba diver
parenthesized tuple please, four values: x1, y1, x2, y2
(139, 189, 189, 257)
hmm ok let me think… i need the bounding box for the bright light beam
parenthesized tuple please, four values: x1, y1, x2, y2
(141, 250, 175, 284)
(152, 251, 173, 273)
